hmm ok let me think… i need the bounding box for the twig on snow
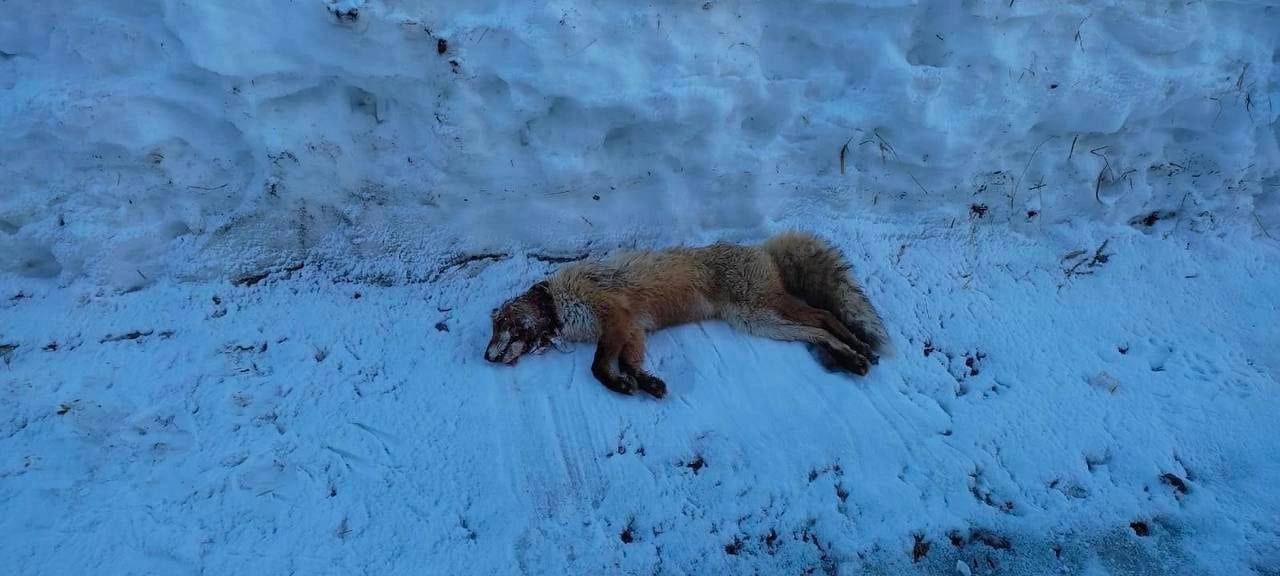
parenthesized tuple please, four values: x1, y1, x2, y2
(1255, 212, 1274, 240)
(187, 183, 229, 191)
(1090, 146, 1112, 204)
(1010, 136, 1054, 208)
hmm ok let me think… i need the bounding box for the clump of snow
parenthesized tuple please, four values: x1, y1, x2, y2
(1, 1, 1277, 287)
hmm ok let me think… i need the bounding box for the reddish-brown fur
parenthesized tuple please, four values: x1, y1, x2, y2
(485, 231, 890, 398)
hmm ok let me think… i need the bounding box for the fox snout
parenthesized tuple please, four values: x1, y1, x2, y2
(484, 330, 526, 365)
(486, 283, 558, 367)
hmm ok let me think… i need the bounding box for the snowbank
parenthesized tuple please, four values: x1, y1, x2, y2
(2, 1, 1278, 289)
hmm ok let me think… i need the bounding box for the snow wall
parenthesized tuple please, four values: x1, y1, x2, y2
(2, 0, 1278, 289)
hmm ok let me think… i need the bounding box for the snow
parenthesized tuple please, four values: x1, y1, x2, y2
(2, 1, 1279, 574)
(4, 221, 1279, 574)
(3, 0, 1278, 287)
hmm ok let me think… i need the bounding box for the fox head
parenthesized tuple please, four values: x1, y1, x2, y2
(484, 281, 560, 365)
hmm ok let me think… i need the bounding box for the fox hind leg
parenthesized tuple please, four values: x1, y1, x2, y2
(769, 294, 876, 373)
(735, 300, 872, 376)
(775, 294, 879, 365)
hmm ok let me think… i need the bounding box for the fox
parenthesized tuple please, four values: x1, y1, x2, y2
(483, 231, 891, 398)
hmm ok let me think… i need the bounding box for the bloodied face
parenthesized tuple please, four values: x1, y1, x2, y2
(484, 282, 560, 365)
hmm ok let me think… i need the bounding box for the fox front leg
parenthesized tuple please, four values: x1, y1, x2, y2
(591, 331, 638, 396)
(619, 328, 666, 399)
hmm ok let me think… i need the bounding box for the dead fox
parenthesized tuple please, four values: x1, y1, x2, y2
(484, 231, 890, 398)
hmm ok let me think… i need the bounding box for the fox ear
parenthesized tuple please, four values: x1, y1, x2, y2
(526, 281, 560, 330)
(527, 281, 553, 308)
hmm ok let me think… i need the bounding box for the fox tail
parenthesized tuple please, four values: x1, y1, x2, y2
(763, 231, 893, 356)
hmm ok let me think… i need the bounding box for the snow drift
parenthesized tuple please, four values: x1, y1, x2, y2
(2, 0, 1278, 290)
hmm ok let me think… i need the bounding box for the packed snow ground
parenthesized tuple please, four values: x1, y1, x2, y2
(3, 0, 1280, 575)
(2, 218, 1279, 575)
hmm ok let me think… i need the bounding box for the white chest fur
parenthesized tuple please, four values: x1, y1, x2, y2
(555, 297, 600, 342)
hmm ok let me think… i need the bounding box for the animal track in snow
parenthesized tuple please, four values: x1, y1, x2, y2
(1140, 338, 1176, 373)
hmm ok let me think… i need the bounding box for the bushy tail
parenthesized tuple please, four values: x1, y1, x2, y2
(763, 231, 892, 356)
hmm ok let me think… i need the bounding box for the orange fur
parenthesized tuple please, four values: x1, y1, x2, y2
(485, 232, 889, 398)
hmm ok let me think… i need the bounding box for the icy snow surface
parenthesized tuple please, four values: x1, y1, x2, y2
(2, 0, 1280, 574)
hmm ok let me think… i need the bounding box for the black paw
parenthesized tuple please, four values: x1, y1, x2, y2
(634, 373, 668, 399)
(620, 364, 668, 399)
(812, 343, 871, 376)
(808, 344, 841, 372)
(842, 339, 875, 363)
(830, 325, 876, 362)
(599, 373, 637, 396)
(844, 352, 870, 376)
